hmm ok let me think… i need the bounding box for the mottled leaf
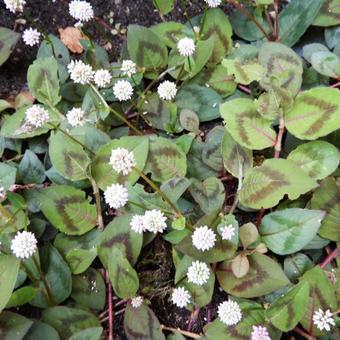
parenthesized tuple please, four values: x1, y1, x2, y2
(314, 0, 340, 26)
(0, 311, 32, 340)
(0, 27, 20, 66)
(0, 163, 17, 189)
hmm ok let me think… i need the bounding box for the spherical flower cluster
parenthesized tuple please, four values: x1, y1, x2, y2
(171, 287, 191, 308)
(204, 0, 222, 8)
(313, 309, 335, 331)
(130, 214, 146, 234)
(68, 60, 94, 85)
(187, 261, 210, 285)
(251, 326, 271, 340)
(11, 231, 37, 260)
(3, 0, 26, 13)
(157, 81, 177, 101)
(121, 60, 137, 78)
(131, 296, 143, 308)
(177, 37, 196, 57)
(69, 0, 94, 22)
(109, 147, 136, 175)
(22, 28, 41, 47)
(217, 300, 242, 326)
(25, 105, 49, 128)
(94, 69, 112, 88)
(220, 224, 235, 241)
(66, 108, 85, 127)
(143, 209, 167, 233)
(104, 183, 128, 210)
(113, 80, 134, 101)
(192, 225, 216, 251)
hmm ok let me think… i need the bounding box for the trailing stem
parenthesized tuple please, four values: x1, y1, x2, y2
(320, 247, 340, 269)
(274, 111, 285, 158)
(161, 325, 201, 339)
(89, 176, 104, 229)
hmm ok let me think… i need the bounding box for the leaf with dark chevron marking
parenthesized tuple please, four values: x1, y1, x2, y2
(314, 0, 340, 26)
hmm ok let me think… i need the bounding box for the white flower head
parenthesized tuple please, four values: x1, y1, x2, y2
(158, 81, 177, 101)
(143, 209, 167, 233)
(104, 183, 128, 209)
(177, 37, 196, 57)
(192, 225, 216, 251)
(25, 105, 49, 128)
(11, 231, 37, 260)
(3, 0, 26, 13)
(94, 69, 112, 88)
(69, 0, 94, 22)
(113, 80, 134, 101)
(0, 187, 6, 201)
(109, 147, 136, 175)
(172, 287, 191, 308)
(217, 300, 242, 326)
(131, 296, 143, 308)
(67, 60, 94, 85)
(313, 309, 335, 331)
(220, 224, 235, 241)
(187, 261, 210, 285)
(22, 28, 41, 47)
(121, 60, 137, 78)
(251, 326, 271, 340)
(66, 108, 85, 127)
(204, 0, 222, 8)
(130, 215, 146, 234)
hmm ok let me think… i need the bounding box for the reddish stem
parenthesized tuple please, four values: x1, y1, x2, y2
(330, 80, 340, 88)
(320, 247, 340, 269)
(237, 84, 251, 94)
(293, 327, 313, 340)
(187, 308, 200, 331)
(274, 115, 285, 158)
(106, 272, 114, 340)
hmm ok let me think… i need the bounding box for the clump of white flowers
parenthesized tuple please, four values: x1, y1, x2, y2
(68, 60, 94, 85)
(69, 0, 94, 23)
(204, 0, 222, 8)
(313, 309, 335, 331)
(171, 287, 191, 308)
(22, 28, 41, 47)
(113, 80, 134, 101)
(66, 108, 85, 127)
(131, 296, 143, 308)
(192, 225, 216, 251)
(158, 81, 177, 101)
(121, 60, 137, 78)
(94, 69, 112, 88)
(187, 261, 210, 285)
(109, 147, 136, 175)
(104, 183, 128, 209)
(130, 215, 146, 234)
(177, 37, 196, 57)
(11, 231, 37, 260)
(217, 300, 242, 326)
(143, 209, 167, 233)
(25, 105, 49, 128)
(251, 326, 271, 340)
(220, 224, 235, 241)
(3, 0, 26, 13)
(0, 187, 6, 201)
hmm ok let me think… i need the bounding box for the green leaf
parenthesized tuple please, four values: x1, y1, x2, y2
(42, 306, 100, 340)
(302, 43, 329, 63)
(29, 244, 71, 308)
(124, 304, 165, 340)
(71, 268, 106, 310)
(311, 51, 340, 78)
(189, 177, 225, 214)
(32, 185, 97, 235)
(202, 126, 224, 171)
(18, 150, 45, 184)
(0, 311, 33, 340)
(153, 0, 174, 15)
(283, 253, 314, 282)
(127, 25, 168, 71)
(151, 22, 186, 48)
(311, 177, 340, 241)
(231, 254, 250, 278)
(240, 222, 259, 249)
(160, 177, 191, 204)
(285, 87, 340, 140)
(6, 286, 36, 308)
(179, 109, 200, 133)
(68, 328, 103, 340)
(313, 0, 340, 26)
(0, 255, 19, 312)
(144, 136, 187, 182)
(200, 8, 233, 64)
(220, 98, 277, 150)
(221, 130, 252, 178)
(265, 282, 310, 332)
(0, 163, 17, 189)
(259, 42, 303, 96)
(278, 0, 323, 47)
(325, 26, 340, 49)
(287, 141, 340, 179)
(0, 27, 20, 66)
(239, 159, 318, 209)
(260, 208, 325, 255)
(27, 57, 61, 106)
(91, 136, 149, 190)
(24, 321, 60, 340)
(217, 253, 290, 298)
(49, 131, 91, 181)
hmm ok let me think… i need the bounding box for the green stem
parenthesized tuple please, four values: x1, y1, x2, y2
(89, 176, 104, 229)
(178, 0, 196, 36)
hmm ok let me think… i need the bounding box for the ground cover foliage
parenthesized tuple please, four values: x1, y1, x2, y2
(0, 0, 340, 339)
